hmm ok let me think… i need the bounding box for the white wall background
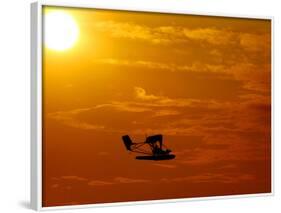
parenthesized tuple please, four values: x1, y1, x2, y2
(0, 0, 280, 212)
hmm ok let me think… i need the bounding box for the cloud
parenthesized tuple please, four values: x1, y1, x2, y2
(94, 20, 270, 53)
(48, 85, 270, 141)
(48, 108, 105, 130)
(134, 87, 160, 101)
(94, 21, 173, 44)
(87, 177, 151, 186)
(47, 103, 150, 132)
(61, 176, 88, 181)
(93, 58, 175, 71)
(93, 58, 226, 74)
(94, 57, 270, 94)
(98, 102, 151, 113)
(162, 173, 255, 184)
(153, 109, 180, 117)
(51, 175, 151, 189)
(153, 163, 177, 169)
(133, 87, 225, 109)
(239, 33, 271, 53)
(88, 180, 113, 186)
(114, 177, 150, 184)
(47, 87, 225, 132)
(47, 85, 270, 182)
(183, 28, 236, 45)
(93, 21, 271, 95)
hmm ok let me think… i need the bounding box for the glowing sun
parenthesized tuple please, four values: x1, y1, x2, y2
(44, 11, 79, 51)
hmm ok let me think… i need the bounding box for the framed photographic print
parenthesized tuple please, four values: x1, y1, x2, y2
(31, 1, 273, 210)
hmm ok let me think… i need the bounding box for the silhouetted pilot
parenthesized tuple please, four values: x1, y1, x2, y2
(146, 135, 171, 155)
(145, 134, 163, 148)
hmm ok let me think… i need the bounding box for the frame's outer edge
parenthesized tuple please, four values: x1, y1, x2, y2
(31, 1, 274, 211)
(31, 2, 42, 211)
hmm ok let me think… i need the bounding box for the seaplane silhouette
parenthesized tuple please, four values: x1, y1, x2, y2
(122, 134, 175, 160)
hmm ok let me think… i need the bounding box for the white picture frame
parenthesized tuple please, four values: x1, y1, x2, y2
(31, 1, 274, 211)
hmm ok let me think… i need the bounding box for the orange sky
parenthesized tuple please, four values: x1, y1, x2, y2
(42, 6, 271, 207)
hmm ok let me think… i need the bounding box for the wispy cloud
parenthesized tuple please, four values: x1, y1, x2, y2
(153, 109, 180, 117)
(134, 87, 160, 101)
(61, 176, 88, 181)
(114, 177, 150, 184)
(48, 108, 105, 130)
(88, 180, 113, 186)
(93, 20, 270, 97)
(183, 28, 236, 45)
(93, 58, 226, 74)
(94, 20, 270, 53)
(153, 163, 177, 169)
(94, 57, 270, 93)
(239, 33, 271, 52)
(161, 173, 255, 184)
(94, 21, 173, 44)
(48, 86, 270, 139)
(51, 175, 152, 189)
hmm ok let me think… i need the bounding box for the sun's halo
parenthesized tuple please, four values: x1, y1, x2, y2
(44, 11, 79, 51)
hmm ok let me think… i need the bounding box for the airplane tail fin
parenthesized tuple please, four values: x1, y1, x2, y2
(122, 135, 133, 151)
